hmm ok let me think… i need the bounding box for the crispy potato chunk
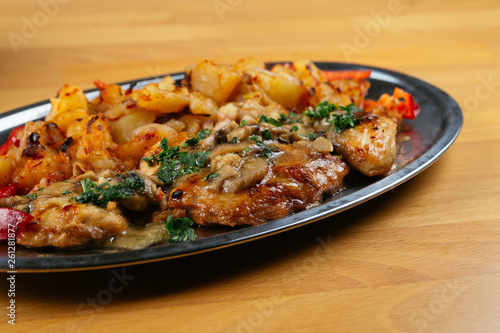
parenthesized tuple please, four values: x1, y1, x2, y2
(189, 91, 218, 120)
(189, 60, 241, 105)
(65, 115, 121, 174)
(250, 68, 306, 109)
(46, 84, 89, 132)
(115, 124, 178, 167)
(136, 81, 189, 114)
(0, 156, 14, 187)
(110, 110, 156, 144)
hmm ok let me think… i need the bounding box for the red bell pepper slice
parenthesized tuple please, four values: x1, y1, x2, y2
(0, 184, 20, 199)
(393, 87, 421, 119)
(94, 79, 108, 90)
(0, 207, 34, 240)
(322, 69, 372, 81)
(0, 125, 24, 156)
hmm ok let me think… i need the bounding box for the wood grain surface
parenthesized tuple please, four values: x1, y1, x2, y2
(1, 0, 500, 332)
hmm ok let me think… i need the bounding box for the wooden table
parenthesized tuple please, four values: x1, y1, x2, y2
(1, 0, 500, 332)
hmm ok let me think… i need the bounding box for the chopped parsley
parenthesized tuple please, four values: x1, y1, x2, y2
(23, 187, 44, 199)
(142, 138, 210, 185)
(261, 129, 273, 141)
(165, 215, 197, 243)
(290, 125, 299, 133)
(279, 112, 302, 124)
(300, 133, 317, 140)
(304, 101, 337, 119)
(305, 101, 360, 133)
(203, 172, 219, 180)
(181, 128, 211, 147)
(75, 173, 145, 207)
(249, 135, 275, 158)
(243, 147, 250, 154)
(258, 115, 282, 127)
(61, 190, 72, 196)
(240, 119, 248, 126)
(329, 104, 361, 133)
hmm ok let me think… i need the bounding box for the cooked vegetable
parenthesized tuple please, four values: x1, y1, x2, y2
(321, 69, 372, 81)
(142, 138, 210, 185)
(0, 184, 19, 199)
(181, 129, 211, 147)
(0, 208, 34, 240)
(165, 215, 197, 243)
(75, 173, 145, 207)
(329, 105, 361, 133)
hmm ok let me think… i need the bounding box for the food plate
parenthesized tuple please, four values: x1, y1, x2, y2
(0, 62, 462, 272)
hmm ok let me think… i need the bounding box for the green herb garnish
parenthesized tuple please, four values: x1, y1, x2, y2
(61, 190, 72, 196)
(305, 101, 360, 133)
(300, 133, 317, 140)
(258, 115, 282, 127)
(249, 135, 275, 158)
(329, 104, 361, 133)
(240, 119, 248, 126)
(181, 128, 211, 147)
(304, 101, 337, 119)
(142, 138, 210, 185)
(261, 129, 273, 141)
(279, 112, 302, 124)
(165, 215, 197, 243)
(290, 125, 299, 133)
(203, 172, 219, 180)
(75, 173, 145, 207)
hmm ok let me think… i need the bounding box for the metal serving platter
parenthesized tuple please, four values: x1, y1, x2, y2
(0, 62, 463, 272)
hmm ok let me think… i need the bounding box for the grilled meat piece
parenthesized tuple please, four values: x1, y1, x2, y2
(327, 114, 397, 177)
(17, 197, 128, 248)
(8, 170, 160, 248)
(167, 143, 349, 226)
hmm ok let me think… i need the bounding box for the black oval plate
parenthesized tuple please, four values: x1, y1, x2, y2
(0, 62, 462, 272)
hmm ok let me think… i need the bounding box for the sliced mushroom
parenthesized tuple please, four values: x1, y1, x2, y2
(204, 164, 239, 191)
(198, 120, 239, 151)
(226, 123, 259, 142)
(118, 171, 159, 211)
(222, 156, 268, 193)
(293, 136, 333, 154)
(208, 142, 253, 159)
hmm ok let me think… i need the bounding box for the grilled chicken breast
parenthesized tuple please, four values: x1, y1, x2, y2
(166, 143, 349, 226)
(327, 114, 397, 176)
(17, 197, 128, 248)
(4, 170, 160, 248)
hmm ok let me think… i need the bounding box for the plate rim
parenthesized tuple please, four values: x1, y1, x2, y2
(0, 61, 463, 272)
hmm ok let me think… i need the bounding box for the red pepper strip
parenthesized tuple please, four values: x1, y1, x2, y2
(94, 79, 108, 90)
(393, 87, 421, 119)
(322, 70, 372, 81)
(0, 208, 34, 240)
(0, 125, 24, 156)
(0, 184, 20, 199)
